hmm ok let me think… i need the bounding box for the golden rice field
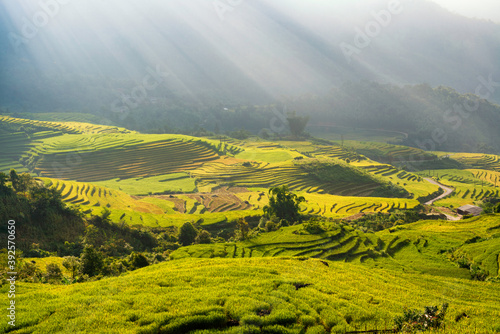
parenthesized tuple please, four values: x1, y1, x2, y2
(452, 153, 500, 172)
(0, 114, 132, 135)
(1, 257, 499, 333)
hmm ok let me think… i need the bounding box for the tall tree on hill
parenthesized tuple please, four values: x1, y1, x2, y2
(286, 111, 309, 138)
(178, 222, 198, 246)
(80, 245, 104, 277)
(263, 185, 305, 224)
(9, 169, 19, 191)
(0, 172, 7, 188)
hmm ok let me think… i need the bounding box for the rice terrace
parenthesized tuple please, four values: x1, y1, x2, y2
(1, 111, 500, 334)
(2, 1, 500, 333)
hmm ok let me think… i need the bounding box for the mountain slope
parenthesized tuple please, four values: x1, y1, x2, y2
(2, 257, 499, 333)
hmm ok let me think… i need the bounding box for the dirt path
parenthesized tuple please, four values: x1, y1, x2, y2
(424, 178, 454, 205)
(423, 178, 461, 220)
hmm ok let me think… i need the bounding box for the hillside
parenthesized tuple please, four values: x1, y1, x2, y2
(1, 116, 500, 333)
(171, 215, 500, 281)
(1, 258, 499, 333)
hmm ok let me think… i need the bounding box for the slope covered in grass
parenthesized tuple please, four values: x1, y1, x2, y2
(172, 215, 500, 281)
(2, 258, 500, 334)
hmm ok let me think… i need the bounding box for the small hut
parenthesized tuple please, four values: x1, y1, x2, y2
(457, 205, 483, 216)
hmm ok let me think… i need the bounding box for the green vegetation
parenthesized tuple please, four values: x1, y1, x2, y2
(1, 258, 499, 333)
(263, 186, 305, 224)
(171, 215, 500, 281)
(2, 116, 500, 333)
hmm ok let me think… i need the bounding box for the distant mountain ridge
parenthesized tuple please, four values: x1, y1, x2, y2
(0, 0, 499, 113)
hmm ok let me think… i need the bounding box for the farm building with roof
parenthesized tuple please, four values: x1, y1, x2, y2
(457, 205, 483, 217)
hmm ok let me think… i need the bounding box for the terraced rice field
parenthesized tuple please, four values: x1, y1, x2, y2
(92, 173, 196, 195)
(6, 256, 500, 333)
(0, 132, 33, 173)
(453, 153, 500, 172)
(153, 188, 253, 214)
(297, 193, 419, 217)
(0, 114, 131, 134)
(193, 161, 382, 197)
(470, 169, 500, 187)
(16, 112, 113, 125)
(418, 169, 500, 207)
(342, 141, 436, 163)
(310, 145, 364, 162)
(35, 139, 220, 181)
(171, 215, 500, 280)
(42, 178, 163, 214)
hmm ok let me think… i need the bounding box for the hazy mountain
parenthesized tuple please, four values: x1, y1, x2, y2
(0, 0, 499, 113)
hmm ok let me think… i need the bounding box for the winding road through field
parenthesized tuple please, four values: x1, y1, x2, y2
(423, 178, 461, 221)
(423, 178, 454, 205)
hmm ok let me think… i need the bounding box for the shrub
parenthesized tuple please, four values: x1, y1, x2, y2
(265, 220, 279, 232)
(394, 303, 448, 332)
(62, 256, 80, 279)
(44, 263, 63, 281)
(80, 245, 104, 277)
(129, 252, 150, 270)
(195, 230, 212, 244)
(303, 219, 326, 234)
(263, 185, 305, 224)
(178, 222, 198, 246)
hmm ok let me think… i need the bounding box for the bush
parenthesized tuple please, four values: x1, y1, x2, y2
(62, 256, 80, 279)
(394, 303, 448, 332)
(303, 219, 326, 234)
(80, 245, 104, 277)
(263, 186, 305, 224)
(178, 222, 198, 246)
(265, 220, 279, 232)
(129, 252, 150, 270)
(44, 263, 63, 281)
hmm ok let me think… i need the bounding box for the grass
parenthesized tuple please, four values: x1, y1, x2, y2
(2, 257, 499, 333)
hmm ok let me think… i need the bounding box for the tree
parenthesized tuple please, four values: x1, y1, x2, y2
(80, 245, 104, 277)
(128, 252, 149, 270)
(62, 256, 80, 279)
(195, 230, 212, 244)
(9, 169, 19, 191)
(263, 185, 305, 224)
(44, 263, 63, 281)
(286, 111, 309, 138)
(236, 218, 249, 240)
(178, 222, 198, 246)
(0, 172, 7, 187)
